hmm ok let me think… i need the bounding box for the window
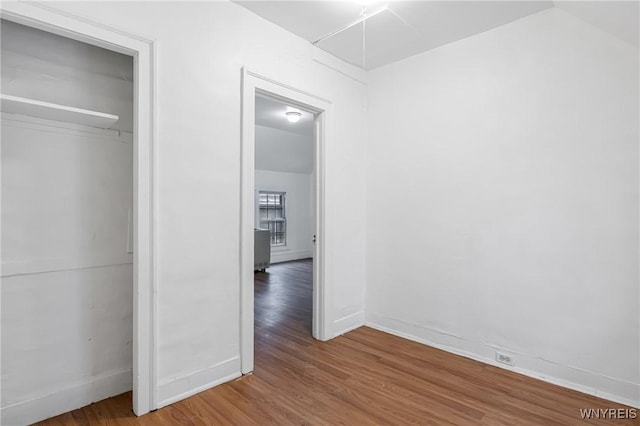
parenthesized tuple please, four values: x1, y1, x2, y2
(258, 191, 286, 246)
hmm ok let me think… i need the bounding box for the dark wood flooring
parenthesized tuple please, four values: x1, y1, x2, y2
(37, 259, 636, 425)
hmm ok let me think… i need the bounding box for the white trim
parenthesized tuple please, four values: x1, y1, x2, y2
(240, 68, 333, 374)
(270, 250, 313, 264)
(0, 2, 153, 53)
(333, 311, 365, 337)
(1, 369, 132, 426)
(312, 114, 329, 341)
(0, 2, 156, 417)
(156, 357, 241, 408)
(366, 317, 640, 409)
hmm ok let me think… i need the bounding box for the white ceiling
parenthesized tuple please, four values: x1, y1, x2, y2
(255, 96, 314, 174)
(234, 1, 638, 70)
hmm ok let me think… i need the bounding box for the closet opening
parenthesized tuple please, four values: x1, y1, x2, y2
(0, 15, 153, 424)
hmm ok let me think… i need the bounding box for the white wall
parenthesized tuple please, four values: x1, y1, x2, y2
(255, 125, 313, 174)
(365, 8, 639, 407)
(1, 20, 135, 425)
(255, 170, 312, 263)
(1, 1, 368, 417)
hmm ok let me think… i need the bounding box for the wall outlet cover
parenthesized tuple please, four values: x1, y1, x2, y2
(496, 351, 515, 366)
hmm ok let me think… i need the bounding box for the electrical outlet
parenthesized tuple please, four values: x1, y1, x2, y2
(495, 352, 514, 366)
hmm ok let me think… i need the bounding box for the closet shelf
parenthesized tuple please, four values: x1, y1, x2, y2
(0, 94, 119, 128)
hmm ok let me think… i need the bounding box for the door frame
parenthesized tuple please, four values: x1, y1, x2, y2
(240, 68, 333, 373)
(0, 2, 157, 416)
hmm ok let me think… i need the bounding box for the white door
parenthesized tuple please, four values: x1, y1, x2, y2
(312, 114, 323, 340)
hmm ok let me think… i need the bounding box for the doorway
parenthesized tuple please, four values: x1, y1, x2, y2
(253, 93, 315, 343)
(0, 4, 155, 423)
(240, 69, 333, 374)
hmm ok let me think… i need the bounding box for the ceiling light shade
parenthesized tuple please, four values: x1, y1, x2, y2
(285, 111, 302, 123)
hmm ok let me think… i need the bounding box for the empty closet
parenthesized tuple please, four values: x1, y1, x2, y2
(1, 19, 134, 423)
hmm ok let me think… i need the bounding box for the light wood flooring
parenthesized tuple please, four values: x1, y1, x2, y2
(37, 259, 637, 425)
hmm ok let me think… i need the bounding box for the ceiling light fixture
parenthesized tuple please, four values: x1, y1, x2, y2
(285, 111, 302, 123)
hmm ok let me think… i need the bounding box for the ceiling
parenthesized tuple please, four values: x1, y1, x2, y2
(234, 1, 638, 70)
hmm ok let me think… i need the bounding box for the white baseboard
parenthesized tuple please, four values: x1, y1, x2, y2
(1, 369, 132, 426)
(270, 250, 312, 264)
(157, 356, 241, 408)
(366, 314, 640, 409)
(333, 311, 365, 337)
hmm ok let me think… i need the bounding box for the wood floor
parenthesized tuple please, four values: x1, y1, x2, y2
(37, 259, 636, 425)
